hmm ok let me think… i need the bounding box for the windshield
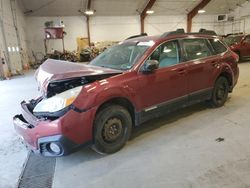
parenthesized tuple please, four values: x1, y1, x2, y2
(90, 42, 150, 70)
(223, 36, 243, 46)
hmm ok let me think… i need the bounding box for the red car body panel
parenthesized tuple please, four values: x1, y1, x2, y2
(36, 59, 122, 95)
(136, 63, 188, 109)
(58, 108, 97, 144)
(13, 33, 239, 156)
(227, 35, 250, 58)
(14, 102, 97, 149)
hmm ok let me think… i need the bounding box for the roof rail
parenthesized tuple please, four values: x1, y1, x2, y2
(199, 28, 217, 35)
(160, 28, 185, 38)
(160, 28, 217, 38)
(225, 32, 244, 37)
(126, 33, 148, 40)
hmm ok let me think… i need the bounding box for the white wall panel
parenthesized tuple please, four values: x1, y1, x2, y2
(145, 15, 187, 36)
(193, 15, 225, 35)
(25, 14, 221, 55)
(91, 16, 140, 41)
(221, 1, 250, 35)
(26, 16, 140, 54)
(26, 16, 87, 54)
(243, 17, 250, 33)
(0, 0, 27, 74)
(16, 1, 30, 65)
(0, 0, 10, 74)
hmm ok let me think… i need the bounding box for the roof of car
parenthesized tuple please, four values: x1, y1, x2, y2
(123, 32, 218, 44)
(123, 29, 218, 44)
(124, 35, 161, 43)
(226, 35, 244, 37)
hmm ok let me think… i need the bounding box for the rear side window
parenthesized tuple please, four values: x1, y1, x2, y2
(182, 39, 212, 61)
(209, 39, 227, 54)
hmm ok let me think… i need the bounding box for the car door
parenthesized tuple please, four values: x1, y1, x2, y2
(241, 35, 250, 57)
(136, 40, 188, 121)
(181, 38, 215, 104)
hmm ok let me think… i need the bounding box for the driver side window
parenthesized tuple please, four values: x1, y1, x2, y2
(149, 40, 180, 68)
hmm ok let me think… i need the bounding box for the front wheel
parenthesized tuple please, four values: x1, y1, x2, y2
(209, 77, 229, 108)
(92, 105, 132, 154)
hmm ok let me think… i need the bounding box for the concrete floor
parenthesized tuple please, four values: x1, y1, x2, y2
(1, 62, 250, 188)
(0, 72, 39, 188)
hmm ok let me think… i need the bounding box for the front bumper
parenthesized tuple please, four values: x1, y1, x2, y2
(38, 135, 85, 157)
(13, 114, 83, 156)
(13, 101, 94, 157)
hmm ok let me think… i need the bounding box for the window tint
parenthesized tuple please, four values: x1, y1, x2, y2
(149, 40, 180, 68)
(245, 36, 250, 43)
(209, 39, 227, 54)
(182, 39, 212, 61)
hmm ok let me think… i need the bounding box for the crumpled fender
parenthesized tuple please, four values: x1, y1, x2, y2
(72, 73, 139, 113)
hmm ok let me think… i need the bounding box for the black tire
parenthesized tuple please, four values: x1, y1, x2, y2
(209, 76, 229, 108)
(92, 105, 132, 154)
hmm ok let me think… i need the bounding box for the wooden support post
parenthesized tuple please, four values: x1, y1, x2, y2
(86, 16, 91, 46)
(140, 15, 145, 33)
(187, 0, 211, 32)
(86, 0, 91, 46)
(62, 37, 65, 52)
(87, 0, 91, 10)
(140, 0, 157, 34)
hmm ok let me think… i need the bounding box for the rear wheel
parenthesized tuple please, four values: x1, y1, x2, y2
(209, 76, 229, 108)
(92, 105, 132, 154)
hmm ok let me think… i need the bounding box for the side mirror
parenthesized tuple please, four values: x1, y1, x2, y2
(142, 60, 159, 73)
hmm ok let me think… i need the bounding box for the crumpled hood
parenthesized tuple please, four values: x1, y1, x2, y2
(35, 59, 122, 94)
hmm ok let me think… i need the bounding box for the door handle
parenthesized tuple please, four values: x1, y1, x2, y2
(177, 69, 186, 75)
(210, 61, 219, 67)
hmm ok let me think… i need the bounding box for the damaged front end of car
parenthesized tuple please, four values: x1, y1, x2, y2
(13, 59, 122, 156)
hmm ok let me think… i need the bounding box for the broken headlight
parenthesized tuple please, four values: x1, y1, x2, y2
(33, 86, 82, 113)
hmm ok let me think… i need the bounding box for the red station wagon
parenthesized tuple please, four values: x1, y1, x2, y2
(13, 29, 239, 156)
(223, 34, 250, 61)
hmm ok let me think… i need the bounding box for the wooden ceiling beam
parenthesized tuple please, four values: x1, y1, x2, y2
(187, 0, 211, 32)
(87, 0, 91, 10)
(140, 0, 157, 33)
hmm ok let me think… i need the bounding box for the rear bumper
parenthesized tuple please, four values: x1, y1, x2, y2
(13, 101, 95, 157)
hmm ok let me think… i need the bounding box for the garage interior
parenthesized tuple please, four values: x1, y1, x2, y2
(1, 0, 250, 187)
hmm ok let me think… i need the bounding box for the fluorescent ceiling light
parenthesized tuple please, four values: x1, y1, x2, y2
(146, 10, 154, 14)
(85, 10, 94, 15)
(198, 9, 206, 14)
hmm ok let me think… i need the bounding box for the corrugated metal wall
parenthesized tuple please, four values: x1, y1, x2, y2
(0, 0, 28, 77)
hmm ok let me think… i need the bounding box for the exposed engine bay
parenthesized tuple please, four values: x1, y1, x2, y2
(32, 73, 120, 120)
(46, 74, 118, 98)
(27, 59, 123, 120)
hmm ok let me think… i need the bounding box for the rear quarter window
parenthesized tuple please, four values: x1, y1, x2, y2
(209, 39, 227, 54)
(182, 38, 212, 61)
